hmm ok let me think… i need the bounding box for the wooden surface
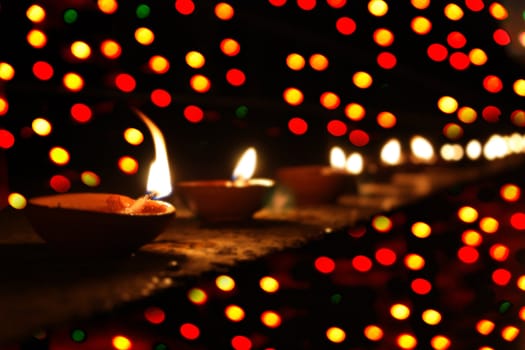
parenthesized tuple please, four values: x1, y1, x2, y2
(0, 158, 521, 345)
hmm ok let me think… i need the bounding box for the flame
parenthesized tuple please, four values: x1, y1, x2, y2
(232, 147, 257, 181)
(330, 146, 346, 169)
(133, 108, 172, 198)
(410, 135, 435, 163)
(380, 138, 402, 166)
(345, 152, 364, 174)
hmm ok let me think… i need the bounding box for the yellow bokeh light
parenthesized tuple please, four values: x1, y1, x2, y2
(513, 79, 525, 97)
(373, 28, 394, 46)
(404, 253, 425, 270)
(100, 39, 122, 59)
(364, 325, 383, 341)
(476, 319, 495, 335)
(215, 275, 236, 292)
(112, 335, 132, 350)
(149, 55, 170, 74)
(63, 72, 84, 92)
(469, 48, 488, 66)
(353, 71, 373, 89)
(49, 146, 70, 166)
(462, 229, 483, 246)
(283, 87, 304, 106)
(27, 29, 47, 48)
(187, 288, 207, 305)
(123, 128, 144, 146)
(457, 106, 477, 123)
(422, 309, 442, 326)
(0, 62, 15, 81)
(0, 97, 8, 115)
(500, 183, 520, 202)
(135, 27, 155, 45)
(220, 38, 240, 56)
(261, 310, 282, 328)
(190, 74, 211, 93)
(326, 326, 346, 343)
(71, 41, 91, 60)
(286, 53, 306, 71)
(411, 16, 432, 35)
(309, 53, 329, 71)
(397, 333, 417, 349)
(26, 4, 46, 23)
(411, 221, 431, 238)
(118, 156, 139, 175)
(390, 303, 411, 320)
(345, 103, 366, 121)
(489, 2, 508, 20)
(430, 335, 451, 350)
(411, 0, 430, 9)
(368, 0, 388, 16)
(444, 3, 464, 20)
(377, 111, 396, 128)
(98, 0, 118, 14)
(517, 275, 525, 290)
(8, 193, 27, 210)
(501, 326, 520, 341)
(225, 305, 245, 322)
(32, 118, 52, 136)
(457, 206, 478, 223)
(320, 92, 340, 110)
(479, 217, 499, 233)
(215, 2, 234, 20)
(259, 276, 279, 293)
(185, 51, 206, 69)
(81, 171, 100, 187)
(437, 96, 458, 114)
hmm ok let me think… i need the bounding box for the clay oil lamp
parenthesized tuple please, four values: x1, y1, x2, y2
(24, 109, 175, 256)
(275, 146, 363, 206)
(176, 147, 275, 223)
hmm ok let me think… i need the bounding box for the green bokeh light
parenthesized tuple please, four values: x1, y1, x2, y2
(71, 329, 86, 343)
(331, 293, 342, 304)
(136, 4, 151, 19)
(235, 105, 248, 118)
(63, 9, 78, 24)
(498, 300, 512, 314)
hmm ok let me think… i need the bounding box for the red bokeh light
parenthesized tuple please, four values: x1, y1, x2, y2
(483, 75, 503, 93)
(175, 0, 195, 15)
(465, 0, 484, 11)
(336, 17, 356, 35)
(150, 89, 172, 107)
(492, 268, 511, 286)
(457, 246, 479, 264)
(427, 43, 448, 62)
(449, 52, 470, 70)
(510, 212, 525, 230)
(180, 323, 200, 340)
(411, 278, 432, 295)
(327, 120, 347, 136)
(315, 256, 336, 274)
(184, 105, 204, 123)
(231, 335, 252, 350)
(493, 28, 511, 46)
(297, 0, 316, 11)
(377, 52, 397, 70)
(144, 306, 166, 325)
(115, 73, 136, 92)
(49, 175, 71, 193)
(226, 68, 246, 86)
(0, 129, 15, 149)
(349, 129, 369, 147)
(481, 105, 501, 122)
(352, 255, 372, 272)
(70, 103, 92, 123)
(32, 61, 54, 80)
(288, 117, 308, 135)
(447, 31, 467, 49)
(375, 247, 397, 266)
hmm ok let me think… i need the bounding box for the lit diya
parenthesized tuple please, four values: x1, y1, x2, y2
(275, 146, 363, 205)
(177, 147, 275, 223)
(25, 109, 175, 256)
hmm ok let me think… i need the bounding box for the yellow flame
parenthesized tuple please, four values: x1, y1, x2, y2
(410, 135, 435, 162)
(345, 152, 364, 174)
(330, 146, 346, 169)
(232, 147, 256, 181)
(380, 138, 402, 165)
(133, 108, 172, 198)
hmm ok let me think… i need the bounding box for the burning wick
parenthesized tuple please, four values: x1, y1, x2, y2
(124, 191, 158, 214)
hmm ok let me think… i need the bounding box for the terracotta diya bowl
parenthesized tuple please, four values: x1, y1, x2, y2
(25, 192, 175, 256)
(176, 179, 274, 223)
(276, 165, 350, 205)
